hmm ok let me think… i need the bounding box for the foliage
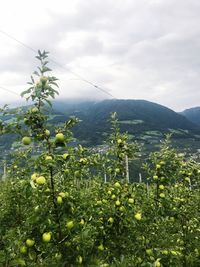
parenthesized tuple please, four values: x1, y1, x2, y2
(0, 51, 200, 267)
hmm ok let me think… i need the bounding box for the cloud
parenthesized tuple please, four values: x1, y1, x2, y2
(0, 0, 200, 111)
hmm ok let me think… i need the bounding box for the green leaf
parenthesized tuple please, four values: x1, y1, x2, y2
(37, 67, 43, 73)
(38, 50, 42, 57)
(10, 258, 26, 266)
(43, 61, 49, 66)
(31, 75, 35, 83)
(45, 99, 52, 107)
(21, 88, 32, 97)
(50, 81, 59, 88)
(33, 71, 39, 76)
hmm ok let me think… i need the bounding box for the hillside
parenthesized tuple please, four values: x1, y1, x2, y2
(50, 99, 199, 144)
(180, 107, 200, 126)
(1, 99, 200, 157)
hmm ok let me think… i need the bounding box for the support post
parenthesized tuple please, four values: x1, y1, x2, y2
(125, 155, 129, 183)
(139, 173, 142, 183)
(104, 173, 107, 183)
(2, 160, 6, 181)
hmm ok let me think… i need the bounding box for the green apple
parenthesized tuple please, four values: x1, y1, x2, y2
(119, 206, 125, 212)
(159, 185, 165, 190)
(96, 200, 102, 205)
(44, 129, 50, 136)
(36, 176, 46, 185)
(22, 136, 31, 145)
(108, 217, 114, 223)
(115, 168, 121, 174)
(162, 250, 169, 255)
(119, 153, 125, 159)
(66, 220, 74, 230)
(117, 139, 123, 145)
(114, 182, 121, 188)
(153, 175, 158, 180)
(31, 107, 38, 113)
(185, 177, 190, 182)
(40, 76, 48, 84)
(34, 205, 39, 212)
(80, 219, 85, 225)
(115, 200, 121, 206)
(154, 260, 161, 267)
(74, 170, 81, 178)
(64, 169, 70, 175)
(77, 255, 83, 264)
(146, 249, 153, 255)
(79, 158, 87, 165)
(26, 239, 35, 247)
(59, 192, 67, 198)
(42, 232, 51, 242)
(55, 133, 65, 143)
(55, 253, 62, 260)
(134, 212, 142, 221)
(45, 188, 50, 193)
(57, 196, 63, 204)
(63, 153, 70, 160)
(20, 245, 27, 254)
(128, 198, 134, 204)
(98, 244, 104, 251)
(31, 173, 38, 181)
(45, 155, 52, 161)
(159, 193, 165, 198)
(194, 248, 199, 255)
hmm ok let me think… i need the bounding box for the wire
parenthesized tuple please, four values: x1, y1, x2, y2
(0, 30, 116, 99)
(0, 86, 20, 97)
(0, 30, 37, 53)
(51, 60, 115, 98)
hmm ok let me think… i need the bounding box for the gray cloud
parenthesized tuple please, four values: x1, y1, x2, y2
(0, 0, 200, 111)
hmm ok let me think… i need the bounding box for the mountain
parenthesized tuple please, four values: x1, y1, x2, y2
(1, 99, 200, 162)
(180, 107, 200, 126)
(50, 99, 199, 145)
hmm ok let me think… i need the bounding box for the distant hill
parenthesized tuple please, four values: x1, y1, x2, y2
(0, 99, 200, 158)
(180, 107, 200, 126)
(51, 99, 199, 144)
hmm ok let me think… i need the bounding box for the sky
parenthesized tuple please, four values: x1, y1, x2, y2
(0, 0, 200, 111)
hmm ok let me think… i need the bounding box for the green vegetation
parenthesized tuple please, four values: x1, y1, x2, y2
(0, 51, 200, 266)
(119, 120, 144, 125)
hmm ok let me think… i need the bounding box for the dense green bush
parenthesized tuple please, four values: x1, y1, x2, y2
(0, 51, 199, 267)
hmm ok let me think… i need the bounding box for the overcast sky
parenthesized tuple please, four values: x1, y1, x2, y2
(0, 0, 200, 111)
